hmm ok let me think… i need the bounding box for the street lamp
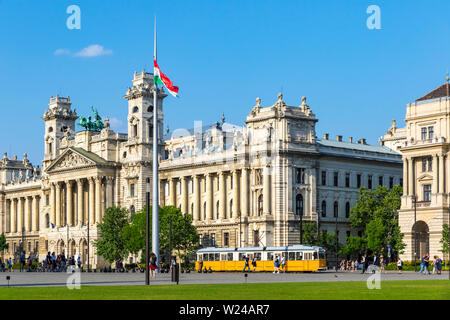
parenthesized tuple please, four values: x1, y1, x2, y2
(413, 194, 417, 272)
(145, 178, 150, 285)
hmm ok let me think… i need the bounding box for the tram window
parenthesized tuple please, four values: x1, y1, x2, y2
(296, 252, 303, 260)
(203, 254, 209, 261)
(254, 252, 261, 261)
(304, 252, 312, 260)
(239, 253, 245, 260)
(288, 252, 295, 261)
(313, 252, 318, 260)
(215, 253, 220, 261)
(319, 252, 325, 260)
(247, 253, 254, 260)
(227, 253, 234, 261)
(198, 255, 203, 261)
(267, 252, 274, 261)
(221, 254, 227, 261)
(209, 253, 214, 261)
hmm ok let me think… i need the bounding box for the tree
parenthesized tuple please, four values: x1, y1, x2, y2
(344, 185, 405, 259)
(123, 205, 200, 264)
(0, 233, 8, 259)
(440, 224, 449, 256)
(94, 206, 130, 265)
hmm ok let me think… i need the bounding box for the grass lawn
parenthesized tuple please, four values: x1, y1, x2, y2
(0, 280, 449, 300)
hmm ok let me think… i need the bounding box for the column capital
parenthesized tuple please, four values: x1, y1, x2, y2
(55, 182, 62, 189)
(65, 179, 73, 186)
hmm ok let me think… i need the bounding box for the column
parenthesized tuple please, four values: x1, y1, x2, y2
(233, 170, 240, 219)
(439, 153, 444, 193)
(170, 178, 176, 206)
(193, 175, 200, 221)
(50, 183, 56, 226)
(181, 176, 188, 214)
(17, 197, 23, 232)
(67, 180, 73, 227)
(95, 177, 102, 223)
(11, 199, 16, 233)
(402, 158, 408, 196)
(263, 165, 271, 215)
(106, 177, 114, 209)
(32, 196, 39, 232)
(24, 197, 31, 232)
(432, 154, 438, 194)
(206, 173, 213, 221)
(408, 157, 414, 196)
(89, 178, 95, 225)
(219, 172, 226, 219)
(77, 179, 84, 226)
(446, 155, 450, 195)
(241, 168, 249, 217)
(56, 183, 61, 227)
(6, 200, 10, 233)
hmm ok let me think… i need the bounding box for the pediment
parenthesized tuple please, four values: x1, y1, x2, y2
(45, 148, 98, 173)
(417, 174, 433, 182)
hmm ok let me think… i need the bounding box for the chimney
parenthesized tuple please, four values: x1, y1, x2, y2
(359, 138, 367, 144)
(323, 133, 329, 140)
(336, 135, 343, 142)
(349, 137, 353, 143)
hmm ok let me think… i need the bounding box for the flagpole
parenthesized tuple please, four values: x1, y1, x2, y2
(152, 16, 160, 274)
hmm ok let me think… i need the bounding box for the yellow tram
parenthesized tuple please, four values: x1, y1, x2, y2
(195, 245, 327, 272)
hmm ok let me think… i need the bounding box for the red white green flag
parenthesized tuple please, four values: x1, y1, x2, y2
(154, 60, 179, 97)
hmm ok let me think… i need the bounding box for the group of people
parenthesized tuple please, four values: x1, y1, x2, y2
(41, 251, 82, 272)
(241, 254, 287, 273)
(0, 251, 34, 272)
(339, 259, 360, 271)
(419, 253, 443, 275)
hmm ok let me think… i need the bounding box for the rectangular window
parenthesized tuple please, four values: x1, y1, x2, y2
(423, 184, 431, 202)
(321, 171, 327, 186)
(130, 184, 135, 197)
(223, 232, 229, 247)
(378, 176, 383, 187)
(368, 175, 373, 189)
(345, 173, 350, 188)
(428, 157, 432, 171)
(211, 233, 216, 247)
(422, 157, 432, 172)
(296, 168, 305, 184)
(421, 127, 427, 140)
(428, 126, 434, 139)
(334, 172, 339, 187)
(357, 174, 362, 188)
(389, 177, 394, 189)
(46, 195, 49, 206)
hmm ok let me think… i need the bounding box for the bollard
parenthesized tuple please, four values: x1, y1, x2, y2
(171, 263, 179, 284)
(244, 273, 248, 284)
(6, 276, 10, 287)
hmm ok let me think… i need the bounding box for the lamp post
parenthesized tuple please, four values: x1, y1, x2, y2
(145, 178, 150, 285)
(413, 194, 417, 272)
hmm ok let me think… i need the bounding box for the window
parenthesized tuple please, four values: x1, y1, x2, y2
(422, 157, 432, 172)
(357, 174, 362, 188)
(48, 143, 52, 154)
(321, 171, 327, 186)
(428, 126, 434, 139)
(321, 201, 326, 217)
(148, 124, 153, 138)
(378, 176, 383, 187)
(345, 202, 350, 218)
(345, 173, 350, 188)
(46, 195, 49, 206)
(132, 106, 139, 113)
(295, 194, 304, 216)
(133, 124, 138, 137)
(296, 168, 305, 184)
(423, 184, 431, 202)
(389, 177, 394, 189)
(334, 172, 339, 187)
(199, 235, 203, 246)
(130, 184, 135, 197)
(45, 214, 49, 229)
(224, 232, 229, 247)
(258, 195, 263, 216)
(368, 175, 373, 189)
(211, 233, 216, 247)
(421, 127, 427, 140)
(253, 230, 259, 247)
(333, 201, 339, 218)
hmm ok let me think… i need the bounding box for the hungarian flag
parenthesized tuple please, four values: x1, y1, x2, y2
(154, 60, 179, 97)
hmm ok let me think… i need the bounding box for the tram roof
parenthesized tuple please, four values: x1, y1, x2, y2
(197, 245, 324, 253)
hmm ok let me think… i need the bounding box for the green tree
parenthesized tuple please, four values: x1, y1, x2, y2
(345, 185, 405, 258)
(0, 233, 8, 259)
(123, 206, 199, 264)
(94, 206, 130, 265)
(440, 224, 449, 256)
(340, 236, 367, 257)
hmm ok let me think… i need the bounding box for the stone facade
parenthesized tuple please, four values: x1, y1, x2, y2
(381, 81, 450, 261)
(0, 70, 402, 267)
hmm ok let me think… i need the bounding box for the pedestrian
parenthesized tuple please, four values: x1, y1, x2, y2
(361, 255, 366, 274)
(242, 255, 251, 272)
(424, 253, 430, 275)
(432, 256, 438, 274)
(280, 255, 286, 272)
(149, 252, 158, 278)
(27, 255, 33, 272)
(273, 255, 280, 274)
(198, 258, 203, 273)
(419, 254, 429, 275)
(380, 256, 386, 274)
(20, 251, 26, 272)
(7, 257, 12, 272)
(436, 256, 442, 275)
(372, 253, 378, 267)
(77, 256, 81, 269)
(397, 257, 403, 274)
(251, 256, 257, 272)
(354, 259, 359, 271)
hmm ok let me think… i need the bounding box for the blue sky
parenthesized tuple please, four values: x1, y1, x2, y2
(0, 0, 449, 165)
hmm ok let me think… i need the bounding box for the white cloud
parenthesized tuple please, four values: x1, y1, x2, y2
(74, 44, 113, 57)
(54, 48, 71, 55)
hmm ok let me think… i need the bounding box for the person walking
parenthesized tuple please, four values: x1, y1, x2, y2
(273, 255, 280, 274)
(7, 257, 12, 272)
(149, 252, 158, 278)
(432, 256, 438, 274)
(280, 255, 286, 273)
(20, 251, 26, 272)
(419, 254, 429, 275)
(380, 256, 386, 274)
(424, 253, 430, 275)
(77, 256, 82, 269)
(251, 256, 257, 272)
(436, 256, 442, 275)
(242, 255, 251, 272)
(397, 257, 403, 274)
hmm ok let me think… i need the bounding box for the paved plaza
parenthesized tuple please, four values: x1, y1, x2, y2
(0, 270, 448, 288)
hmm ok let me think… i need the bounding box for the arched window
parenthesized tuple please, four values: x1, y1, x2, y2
(321, 201, 326, 217)
(334, 201, 339, 218)
(345, 202, 350, 218)
(147, 105, 153, 113)
(48, 127, 53, 133)
(258, 195, 263, 216)
(132, 106, 139, 113)
(295, 194, 304, 216)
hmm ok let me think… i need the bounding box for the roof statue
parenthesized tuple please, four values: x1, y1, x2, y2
(78, 106, 105, 131)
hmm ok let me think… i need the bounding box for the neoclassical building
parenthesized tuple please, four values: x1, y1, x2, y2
(381, 80, 450, 262)
(0, 70, 402, 267)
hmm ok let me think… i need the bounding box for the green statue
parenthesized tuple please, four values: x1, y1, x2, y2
(78, 106, 105, 131)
